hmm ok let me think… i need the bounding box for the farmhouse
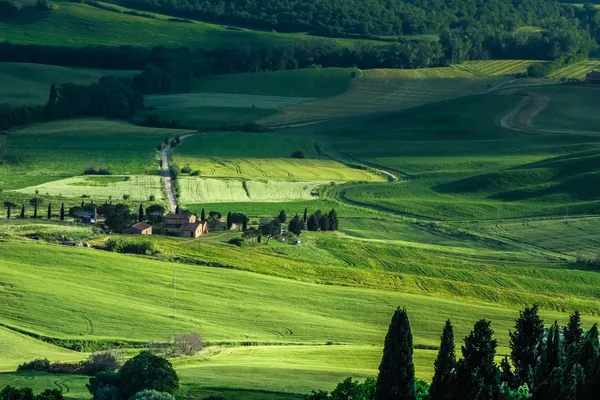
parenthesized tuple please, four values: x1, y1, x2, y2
(122, 222, 153, 235)
(584, 71, 600, 84)
(164, 212, 208, 238)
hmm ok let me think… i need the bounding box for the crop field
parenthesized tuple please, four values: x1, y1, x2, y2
(0, 63, 135, 106)
(190, 68, 356, 98)
(13, 175, 165, 202)
(0, 119, 190, 190)
(137, 107, 278, 129)
(0, 1, 380, 49)
(178, 178, 321, 203)
(548, 58, 600, 79)
(173, 156, 382, 182)
(452, 60, 535, 76)
(260, 68, 507, 126)
(145, 93, 317, 110)
(0, 220, 96, 242)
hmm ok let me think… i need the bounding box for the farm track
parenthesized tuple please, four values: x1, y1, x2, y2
(162, 134, 194, 212)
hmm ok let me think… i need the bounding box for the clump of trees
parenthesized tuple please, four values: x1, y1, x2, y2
(0, 386, 63, 400)
(312, 305, 600, 400)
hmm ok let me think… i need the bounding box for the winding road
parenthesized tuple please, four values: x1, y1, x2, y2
(161, 134, 194, 212)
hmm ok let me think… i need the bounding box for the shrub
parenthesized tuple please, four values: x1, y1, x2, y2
(291, 150, 306, 159)
(84, 166, 111, 175)
(189, 170, 200, 176)
(180, 165, 192, 174)
(122, 194, 131, 200)
(173, 332, 204, 356)
(118, 351, 179, 399)
(17, 359, 51, 372)
(106, 238, 157, 255)
(35, 389, 63, 400)
(149, 195, 156, 201)
(87, 370, 121, 398)
(227, 237, 245, 247)
(49, 363, 85, 374)
(130, 390, 175, 400)
(83, 351, 122, 376)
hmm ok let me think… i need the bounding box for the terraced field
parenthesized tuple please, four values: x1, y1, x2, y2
(260, 68, 507, 126)
(0, 63, 135, 106)
(549, 58, 600, 79)
(14, 175, 165, 202)
(452, 60, 535, 76)
(178, 178, 322, 203)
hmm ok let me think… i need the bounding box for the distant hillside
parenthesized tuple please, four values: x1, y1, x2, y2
(112, 0, 564, 36)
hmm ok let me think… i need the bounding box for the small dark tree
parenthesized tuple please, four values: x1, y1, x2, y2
(117, 351, 179, 399)
(500, 356, 516, 388)
(30, 197, 43, 218)
(303, 207, 308, 224)
(318, 214, 330, 231)
(20, 204, 25, 218)
(146, 205, 166, 223)
(278, 210, 287, 224)
(291, 150, 306, 159)
(47, 203, 52, 219)
(175, 205, 180, 214)
(534, 321, 562, 393)
(44, 83, 58, 119)
(430, 320, 455, 400)
(327, 209, 339, 231)
(242, 215, 249, 231)
(226, 211, 232, 229)
(289, 214, 302, 235)
(307, 214, 319, 231)
(509, 305, 545, 387)
(139, 203, 144, 222)
(564, 311, 584, 348)
(375, 307, 416, 400)
(201, 208, 205, 221)
(4, 201, 17, 219)
(60, 203, 65, 221)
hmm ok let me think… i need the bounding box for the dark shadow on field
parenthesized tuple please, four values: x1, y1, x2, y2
(1, 7, 48, 26)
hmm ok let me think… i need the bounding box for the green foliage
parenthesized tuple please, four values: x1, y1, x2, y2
(500, 384, 531, 400)
(375, 307, 416, 400)
(430, 320, 455, 400)
(288, 214, 303, 235)
(129, 390, 175, 400)
(105, 238, 157, 255)
(227, 237, 245, 247)
(0, 386, 62, 400)
(117, 351, 179, 399)
(509, 306, 545, 387)
(17, 360, 50, 373)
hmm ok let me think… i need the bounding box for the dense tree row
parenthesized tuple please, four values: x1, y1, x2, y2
(315, 305, 600, 399)
(111, 0, 565, 37)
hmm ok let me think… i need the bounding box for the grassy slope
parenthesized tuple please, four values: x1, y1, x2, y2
(0, 62, 135, 106)
(529, 85, 600, 131)
(0, 1, 374, 49)
(549, 58, 600, 79)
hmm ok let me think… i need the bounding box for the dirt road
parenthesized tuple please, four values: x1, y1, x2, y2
(161, 134, 194, 213)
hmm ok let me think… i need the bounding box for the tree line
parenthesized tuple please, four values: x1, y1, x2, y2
(310, 305, 600, 399)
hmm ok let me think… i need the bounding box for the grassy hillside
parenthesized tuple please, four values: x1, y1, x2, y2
(0, 1, 373, 49)
(0, 62, 135, 106)
(549, 58, 600, 79)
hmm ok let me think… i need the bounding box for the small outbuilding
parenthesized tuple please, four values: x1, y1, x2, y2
(122, 222, 153, 235)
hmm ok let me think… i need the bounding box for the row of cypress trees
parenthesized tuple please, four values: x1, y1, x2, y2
(375, 306, 599, 400)
(4, 201, 65, 220)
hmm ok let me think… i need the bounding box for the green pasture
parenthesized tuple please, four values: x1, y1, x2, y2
(452, 60, 535, 76)
(137, 107, 278, 129)
(0, 219, 96, 242)
(0, 119, 190, 190)
(0, 62, 135, 106)
(190, 68, 356, 98)
(0, 1, 374, 49)
(549, 58, 600, 79)
(14, 175, 165, 202)
(528, 85, 600, 132)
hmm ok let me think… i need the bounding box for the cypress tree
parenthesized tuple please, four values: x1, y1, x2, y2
(307, 214, 319, 231)
(578, 323, 599, 371)
(535, 321, 562, 390)
(453, 319, 499, 400)
(175, 205, 180, 214)
(318, 214, 330, 231)
(20, 204, 25, 218)
(278, 210, 287, 224)
(81, 200, 84, 207)
(303, 207, 308, 223)
(375, 307, 416, 400)
(60, 203, 65, 221)
(430, 319, 455, 400)
(500, 356, 515, 388)
(327, 209, 339, 231)
(226, 212, 232, 229)
(242, 215, 248, 231)
(6, 204, 10, 219)
(564, 311, 584, 348)
(509, 305, 545, 387)
(47, 204, 52, 219)
(201, 208, 206, 221)
(138, 203, 144, 222)
(289, 214, 302, 235)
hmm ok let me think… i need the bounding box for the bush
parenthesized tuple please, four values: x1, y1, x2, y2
(173, 332, 204, 356)
(122, 194, 131, 200)
(118, 351, 179, 399)
(49, 363, 85, 374)
(227, 237, 245, 247)
(87, 370, 121, 399)
(106, 238, 157, 255)
(189, 170, 200, 176)
(291, 150, 306, 159)
(83, 351, 121, 376)
(149, 194, 156, 201)
(84, 166, 111, 175)
(130, 390, 175, 400)
(180, 165, 192, 174)
(17, 359, 51, 372)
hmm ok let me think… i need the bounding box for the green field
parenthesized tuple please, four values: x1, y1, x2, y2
(0, 62, 135, 106)
(452, 60, 535, 76)
(0, 1, 375, 49)
(549, 58, 600, 79)
(137, 107, 278, 129)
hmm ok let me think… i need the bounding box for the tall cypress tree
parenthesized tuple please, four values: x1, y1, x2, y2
(307, 214, 319, 231)
(535, 321, 562, 391)
(242, 215, 248, 231)
(201, 208, 206, 221)
(510, 305, 545, 387)
(578, 323, 599, 371)
(564, 311, 584, 348)
(500, 356, 515, 388)
(327, 209, 339, 231)
(303, 207, 308, 223)
(375, 307, 416, 400)
(60, 203, 65, 221)
(47, 204, 52, 219)
(138, 203, 144, 222)
(453, 319, 499, 400)
(430, 319, 455, 400)
(20, 204, 25, 218)
(226, 211, 232, 229)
